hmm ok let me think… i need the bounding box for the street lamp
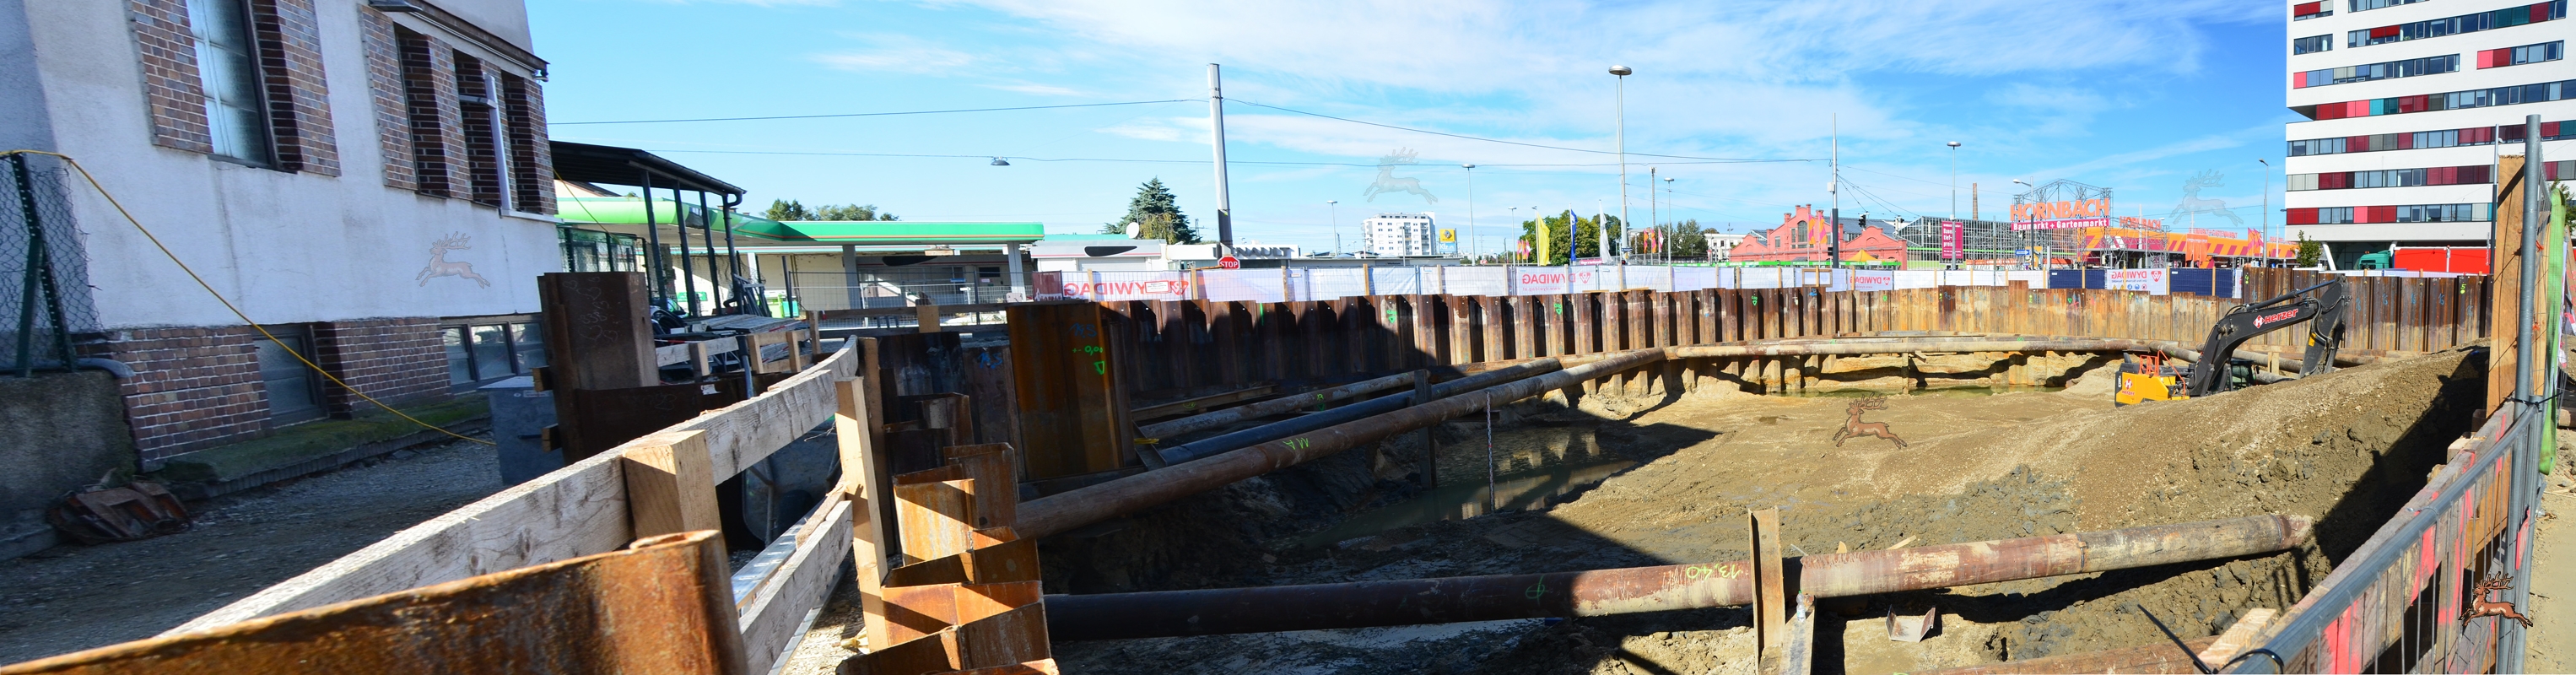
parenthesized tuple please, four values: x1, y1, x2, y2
(1462, 164, 1477, 262)
(1610, 65, 1632, 263)
(1664, 176, 1677, 262)
(2012, 179, 2034, 270)
(2257, 158, 2273, 266)
(1326, 200, 1339, 257)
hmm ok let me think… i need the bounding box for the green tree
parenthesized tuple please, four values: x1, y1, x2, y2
(2293, 232, 2322, 267)
(1514, 211, 1624, 264)
(813, 203, 899, 221)
(764, 199, 813, 221)
(1102, 178, 1200, 243)
(764, 200, 899, 221)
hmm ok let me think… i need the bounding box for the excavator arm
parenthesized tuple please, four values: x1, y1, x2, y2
(2184, 278, 2348, 397)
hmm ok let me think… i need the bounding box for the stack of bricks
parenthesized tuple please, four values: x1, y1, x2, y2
(311, 318, 450, 417)
(88, 327, 271, 465)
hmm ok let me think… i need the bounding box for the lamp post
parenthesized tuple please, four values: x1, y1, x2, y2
(2256, 158, 2273, 266)
(1947, 141, 1961, 221)
(1462, 164, 1477, 262)
(1326, 200, 1339, 258)
(2012, 179, 2034, 270)
(1610, 65, 1632, 263)
(1664, 176, 1677, 263)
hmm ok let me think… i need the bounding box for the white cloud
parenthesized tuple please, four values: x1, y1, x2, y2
(811, 35, 984, 74)
(985, 82, 1090, 96)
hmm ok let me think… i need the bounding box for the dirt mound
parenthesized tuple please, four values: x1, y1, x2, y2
(1883, 349, 2481, 542)
(1050, 350, 2483, 673)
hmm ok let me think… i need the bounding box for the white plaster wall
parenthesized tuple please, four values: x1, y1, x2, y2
(24, 0, 560, 330)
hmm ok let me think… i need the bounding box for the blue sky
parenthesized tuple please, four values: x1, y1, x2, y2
(533, 0, 2300, 255)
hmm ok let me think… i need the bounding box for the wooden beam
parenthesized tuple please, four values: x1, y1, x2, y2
(14, 532, 745, 675)
(834, 378, 893, 651)
(738, 500, 854, 675)
(2489, 154, 2527, 414)
(169, 344, 860, 634)
(621, 429, 721, 539)
(917, 303, 945, 333)
(1748, 507, 1785, 658)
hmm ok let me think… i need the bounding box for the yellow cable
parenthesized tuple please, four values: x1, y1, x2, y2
(6, 149, 494, 446)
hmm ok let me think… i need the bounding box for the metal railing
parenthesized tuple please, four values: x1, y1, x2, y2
(2231, 399, 2536, 672)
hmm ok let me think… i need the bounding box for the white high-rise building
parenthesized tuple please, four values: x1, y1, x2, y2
(1364, 213, 1439, 256)
(2282, 0, 2572, 269)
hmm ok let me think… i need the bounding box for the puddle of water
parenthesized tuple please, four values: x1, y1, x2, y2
(1297, 456, 1637, 549)
(1779, 386, 2064, 399)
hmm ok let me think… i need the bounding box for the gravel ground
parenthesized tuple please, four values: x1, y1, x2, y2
(0, 435, 504, 665)
(2528, 450, 2576, 674)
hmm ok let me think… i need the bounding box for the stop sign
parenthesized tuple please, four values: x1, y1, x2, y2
(1218, 256, 1240, 269)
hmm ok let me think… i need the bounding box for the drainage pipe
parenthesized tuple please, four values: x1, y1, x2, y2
(1137, 373, 1417, 440)
(1023, 349, 1660, 539)
(1150, 358, 1566, 467)
(1045, 515, 2312, 640)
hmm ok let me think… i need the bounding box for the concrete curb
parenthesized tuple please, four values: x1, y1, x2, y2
(165, 416, 492, 502)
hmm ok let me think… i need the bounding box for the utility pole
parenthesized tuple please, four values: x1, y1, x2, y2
(1462, 164, 1477, 262)
(1611, 65, 1632, 262)
(1828, 114, 1839, 268)
(2257, 158, 2273, 266)
(1327, 200, 1339, 257)
(1207, 64, 1234, 254)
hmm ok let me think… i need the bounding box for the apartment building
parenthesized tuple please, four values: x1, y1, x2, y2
(2, 0, 558, 467)
(1364, 213, 1439, 256)
(2283, 0, 2573, 269)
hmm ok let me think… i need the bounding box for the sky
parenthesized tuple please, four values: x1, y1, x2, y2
(532, 0, 2302, 256)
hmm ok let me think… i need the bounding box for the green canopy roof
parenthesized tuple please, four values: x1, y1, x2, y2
(556, 197, 1042, 246)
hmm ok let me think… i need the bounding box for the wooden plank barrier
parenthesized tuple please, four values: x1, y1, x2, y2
(166, 344, 871, 675)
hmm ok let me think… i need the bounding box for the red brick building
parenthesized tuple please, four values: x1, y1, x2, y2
(1725, 205, 1910, 263)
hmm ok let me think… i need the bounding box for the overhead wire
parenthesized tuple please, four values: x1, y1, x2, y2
(1229, 99, 1822, 164)
(549, 100, 1199, 126)
(3, 149, 494, 446)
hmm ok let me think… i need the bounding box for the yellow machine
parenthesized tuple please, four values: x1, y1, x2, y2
(2112, 278, 2347, 408)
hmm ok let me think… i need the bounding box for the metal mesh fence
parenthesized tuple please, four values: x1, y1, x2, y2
(785, 268, 1032, 311)
(1, 154, 100, 375)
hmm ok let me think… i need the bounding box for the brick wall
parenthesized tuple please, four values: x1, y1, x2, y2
(89, 327, 270, 464)
(500, 73, 554, 214)
(246, 0, 338, 176)
(397, 30, 466, 197)
(125, 0, 214, 154)
(357, 8, 414, 190)
(311, 318, 450, 416)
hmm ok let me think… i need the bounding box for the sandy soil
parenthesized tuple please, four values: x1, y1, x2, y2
(0, 435, 504, 665)
(1030, 349, 2479, 674)
(2528, 450, 2576, 674)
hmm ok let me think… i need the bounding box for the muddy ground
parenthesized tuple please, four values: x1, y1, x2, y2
(2526, 448, 2576, 674)
(0, 435, 504, 664)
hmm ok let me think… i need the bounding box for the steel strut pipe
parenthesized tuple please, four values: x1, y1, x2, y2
(1023, 349, 1661, 539)
(1665, 338, 2178, 359)
(1137, 372, 1418, 440)
(1042, 515, 2313, 640)
(1150, 358, 1568, 467)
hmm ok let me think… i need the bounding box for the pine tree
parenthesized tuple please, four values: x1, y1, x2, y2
(1102, 178, 1201, 243)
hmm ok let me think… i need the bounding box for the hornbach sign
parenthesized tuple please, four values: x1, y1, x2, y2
(2011, 198, 2112, 231)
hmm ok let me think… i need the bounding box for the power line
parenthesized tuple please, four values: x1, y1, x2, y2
(549, 100, 1198, 126)
(1229, 99, 1823, 164)
(644, 148, 1798, 170)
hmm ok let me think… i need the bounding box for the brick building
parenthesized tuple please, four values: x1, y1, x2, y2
(2, 0, 557, 468)
(1725, 205, 1910, 264)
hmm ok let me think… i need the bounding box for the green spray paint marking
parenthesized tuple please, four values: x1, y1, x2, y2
(1093, 360, 1107, 375)
(1525, 580, 1550, 600)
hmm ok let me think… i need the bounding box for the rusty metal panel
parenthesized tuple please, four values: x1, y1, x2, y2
(0, 532, 743, 675)
(894, 472, 976, 565)
(1479, 295, 1504, 364)
(1004, 303, 1128, 479)
(1572, 292, 1597, 354)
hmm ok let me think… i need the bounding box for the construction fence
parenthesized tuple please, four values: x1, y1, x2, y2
(1083, 273, 2481, 403)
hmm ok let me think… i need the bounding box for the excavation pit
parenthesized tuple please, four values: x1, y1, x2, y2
(1041, 348, 2486, 674)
